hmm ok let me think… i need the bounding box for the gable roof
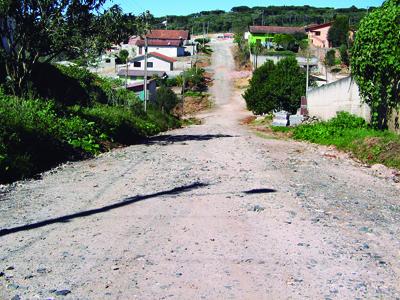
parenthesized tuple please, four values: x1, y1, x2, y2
(136, 39, 182, 47)
(305, 22, 333, 32)
(146, 29, 190, 40)
(249, 26, 306, 35)
(132, 52, 177, 63)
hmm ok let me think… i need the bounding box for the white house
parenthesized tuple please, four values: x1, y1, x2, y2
(129, 52, 177, 72)
(136, 29, 190, 57)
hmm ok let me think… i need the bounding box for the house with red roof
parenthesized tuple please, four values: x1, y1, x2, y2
(248, 25, 306, 45)
(128, 52, 177, 73)
(305, 22, 333, 48)
(136, 29, 190, 57)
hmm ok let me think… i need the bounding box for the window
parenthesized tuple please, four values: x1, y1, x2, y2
(134, 61, 141, 67)
(105, 58, 111, 63)
(147, 62, 153, 68)
(315, 31, 321, 36)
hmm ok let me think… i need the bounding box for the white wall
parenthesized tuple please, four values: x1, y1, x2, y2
(252, 54, 319, 68)
(307, 76, 371, 121)
(147, 46, 178, 57)
(129, 57, 172, 72)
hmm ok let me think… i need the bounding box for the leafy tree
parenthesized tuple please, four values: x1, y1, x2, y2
(328, 15, 350, 47)
(243, 60, 277, 114)
(272, 57, 307, 113)
(0, 1, 147, 94)
(243, 57, 306, 114)
(273, 34, 296, 51)
(197, 44, 213, 55)
(155, 86, 179, 112)
(118, 50, 130, 64)
(231, 6, 251, 13)
(325, 49, 336, 67)
(339, 44, 349, 66)
(351, 0, 400, 129)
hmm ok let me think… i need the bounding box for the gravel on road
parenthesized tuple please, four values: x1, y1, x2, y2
(1, 41, 399, 300)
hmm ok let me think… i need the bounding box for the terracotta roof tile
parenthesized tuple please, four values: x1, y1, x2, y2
(136, 39, 182, 47)
(146, 29, 190, 40)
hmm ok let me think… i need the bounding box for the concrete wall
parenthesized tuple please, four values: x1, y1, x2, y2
(138, 46, 186, 57)
(252, 54, 318, 68)
(307, 76, 371, 121)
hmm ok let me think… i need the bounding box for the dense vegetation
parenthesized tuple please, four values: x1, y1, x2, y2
(153, 5, 368, 33)
(0, 0, 151, 95)
(243, 57, 306, 114)
(327, 15, 350, 47)
(351, 0, 400, 129)
(273, 112, 400, 169)
(0, 1, 181, 184)
(0, 65, 179, 183)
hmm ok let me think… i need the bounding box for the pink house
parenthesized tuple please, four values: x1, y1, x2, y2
(306, 22, 333, 48)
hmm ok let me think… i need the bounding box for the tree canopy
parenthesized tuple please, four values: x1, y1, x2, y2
(327, 15, 350, 47)
(351, 0, 400, 129)
(0, 1, 149, 94)
(153, 5, 368, 34)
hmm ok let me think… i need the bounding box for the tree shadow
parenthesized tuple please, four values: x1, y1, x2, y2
(243, 188, 277, 194)
(145, 134, 236, 145)
(0, 182, 209, 238)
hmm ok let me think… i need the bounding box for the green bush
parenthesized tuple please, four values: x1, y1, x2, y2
(155, 86, 180, 112)
(0, 94, 99, 182)
(74, 105, 160, 144)
(288, 112, 400, 169)
(339, 45, 350, 66)
(244, 57, 306, 114)
(195, 38, 211, 44)
(325, 49, 336, 67)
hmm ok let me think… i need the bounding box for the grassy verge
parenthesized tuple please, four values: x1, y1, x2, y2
(271, 112, 400, 169)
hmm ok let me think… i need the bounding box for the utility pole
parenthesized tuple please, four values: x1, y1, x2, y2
(306, 52, 310, 99)
(125, 57, 128, 89)
(144, 35, 148, 112)
(202, 22, 206, 47)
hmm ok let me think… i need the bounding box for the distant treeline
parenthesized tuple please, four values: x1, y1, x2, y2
(152, 5, 370, 34)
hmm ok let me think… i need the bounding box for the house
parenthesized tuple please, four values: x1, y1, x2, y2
(126, 79, 157, 102)
(248, 25, 306, 45)
(128, 52, 177, 72)
(117, 69, 167, 81)
(136, 29, 190, 57)
(305, 22, 333, 48)
(120, 36, 140, 57)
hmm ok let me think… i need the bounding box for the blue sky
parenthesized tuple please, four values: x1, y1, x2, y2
(106, 0, 384, 16)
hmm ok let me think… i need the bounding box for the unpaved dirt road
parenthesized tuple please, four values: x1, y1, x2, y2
(1, 41, 400, 300)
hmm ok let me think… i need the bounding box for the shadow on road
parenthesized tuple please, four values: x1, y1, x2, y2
(0, 182, 209, 238)
(145, 134, 236, 145)
(243, 188, 277, 194)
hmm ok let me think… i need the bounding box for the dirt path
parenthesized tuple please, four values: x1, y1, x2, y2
(1, 41, 399, 300)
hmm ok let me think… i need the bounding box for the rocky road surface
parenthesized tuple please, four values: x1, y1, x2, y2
(1, 41, 399, 300)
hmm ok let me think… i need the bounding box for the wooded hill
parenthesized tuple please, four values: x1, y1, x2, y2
(153, 5, 370, 33)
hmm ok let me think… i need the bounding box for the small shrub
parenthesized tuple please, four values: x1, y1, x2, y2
(155, 86, 180, 113)
(339, 44, 350, 66)
(325, 49, 336, 67)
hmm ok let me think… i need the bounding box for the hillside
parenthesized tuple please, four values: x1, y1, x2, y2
(153, 5, 369, 33)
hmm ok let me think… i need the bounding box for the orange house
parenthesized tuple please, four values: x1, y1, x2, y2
(306, 22, 333, 48)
